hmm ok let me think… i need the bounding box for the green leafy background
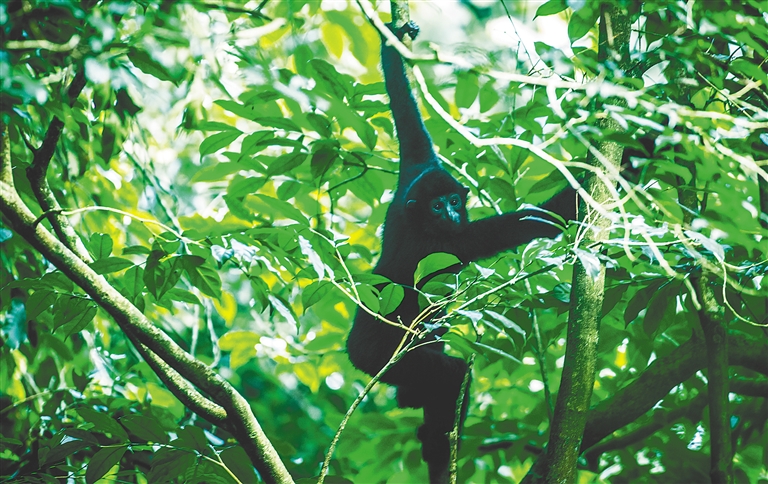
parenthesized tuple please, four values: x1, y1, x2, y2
(1, 0, 766, 482)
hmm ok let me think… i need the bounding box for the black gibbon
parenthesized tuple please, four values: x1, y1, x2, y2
(346, 21, 577, 483)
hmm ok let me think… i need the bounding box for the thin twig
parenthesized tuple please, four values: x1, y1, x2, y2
(317, 343, 413, 484)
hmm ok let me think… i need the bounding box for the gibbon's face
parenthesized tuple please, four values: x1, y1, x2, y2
(429, 192, 463, 224)
(406, 191, 466, 234)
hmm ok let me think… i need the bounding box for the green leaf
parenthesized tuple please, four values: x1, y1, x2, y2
(484, 310, 526, 338)
(414, 252, 461, 286)
(214, 99, 259, 119)
(42, 432, 92, 466)
(220, 446, 258, 483)
(471, 340, 521, 364)
(732, 58, 768, 84)
(568, 3, 599, 43)
(200, 130, 242, 156)
(303, 280, 334, 309)
(26, 289, 56, 320)
(306, 112, 333, 137)
(655, 160, 693, 184)
(379, 284, 404, 316)
(304, 332, 343, 352)
(175, 426, 208, 452)
(240, 131, 274, 157)
(90, 257, 134, 274)
(122, 265, 145, 301)
(115, 88, 141, 117)
(219, 330, 260, 369)
(101, 123, 116, 163)
(85, 446, 127, 484)
(144, 254, 183, 300)
(266, 151, 307, 177)
(88, 233, 113, 259)
(455, 71, 479, 109)
(421, 273, 456, 300)
(442, 330, 475, 358)
(252, 194, 309, 225)
(553, 283, 571, 304)
(294, 361, 321, 392)
(219, 330, 260, 351)
(299, 235, 326, 280)
(311, 145, 339, 179)
(119, 415, 168, 443)
(643, 282, 679, 338)
(182, 256, 222, 299)
(356, 120, 378, 150)
(53, 297, 98, 338)
(146, 383, 184, 418)
(309, 59, 351, 100)
(478, 80, 499, 113)
(572, 46, 598, 73)
(76, 407, 130, 442)
(254, 116, 302, 132)
(147, 447, 196, 483)
(356, 284, 380, 313)
(601, 284, 626, 317)
(164, 288, 202, 305)
(122, 245, 150, 256)
(624, 279, 666, 326)
(534, 0, 568, 18)
(128, 48, 175, 84)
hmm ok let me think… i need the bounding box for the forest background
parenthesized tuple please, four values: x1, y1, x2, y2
(1, 0, 767, 483)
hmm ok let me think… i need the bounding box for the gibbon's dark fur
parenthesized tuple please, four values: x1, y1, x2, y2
(346, 22, 577, 483)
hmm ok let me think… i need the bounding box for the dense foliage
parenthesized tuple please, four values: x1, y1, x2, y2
(1, 0, 766, 482)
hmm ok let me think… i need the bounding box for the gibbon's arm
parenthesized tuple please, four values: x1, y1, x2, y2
(454, 186, 578, 263)
(380, 23, 439, 173)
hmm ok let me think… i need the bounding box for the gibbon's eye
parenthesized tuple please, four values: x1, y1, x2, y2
(449, 195, 461, 207)
(433, 201, 443, 212)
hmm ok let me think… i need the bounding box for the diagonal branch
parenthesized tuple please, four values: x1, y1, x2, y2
(581, 330, 767, 452)
(25, 69, 92, 262)
(0, 130, 293, 482)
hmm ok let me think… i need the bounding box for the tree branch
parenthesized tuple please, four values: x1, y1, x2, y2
(476, 332, 767, 458)
(584, 375, 766, 470)
(585, 391, 709, 470)
(24, 69, 92, 262)
(132, 339, 229, 426)
(0, 168, 293, 483)
(522, 5, 632, 484)
(582, 330, 767, 452)
(696, 272, 733, 483)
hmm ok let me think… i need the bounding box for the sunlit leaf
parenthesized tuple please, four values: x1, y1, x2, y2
(414, 253, 461, 286)
(567, 3, 598, 42)
(303, 280, 335, 309)
(182, 256, 222, 299)
(534, 0, 568, 18)
(455, 71, 479, 109)
(379, 284, 405, 316)
(88, 233, 113, 259)
(128, 48, 175, 84)
(266, 151, 307, 177)
(200, 130, 242, 156)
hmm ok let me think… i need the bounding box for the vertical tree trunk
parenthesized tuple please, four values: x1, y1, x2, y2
(522, 3, 631, 483)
